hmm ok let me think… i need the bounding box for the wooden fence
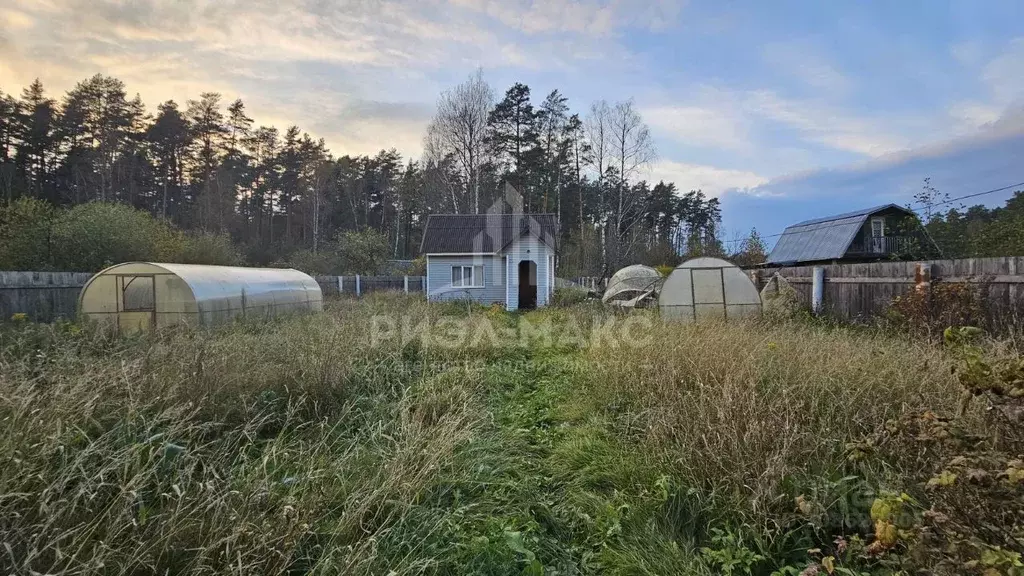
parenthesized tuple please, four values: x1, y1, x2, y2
(1, 272, 427, 323)
(0, 271, 94, 323)
(751, 256, 1024, 330)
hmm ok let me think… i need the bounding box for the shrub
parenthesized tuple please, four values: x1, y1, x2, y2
(551, 287, 590, 307)
(0, 197, 55, 270)
(272, 248, 339, 275)
(888, 283, 983, 337)
(334, 228, 390, 274)
(655, 264, 675, 277)
(49, 202, 174, 271)
(174, 232, 243, 266)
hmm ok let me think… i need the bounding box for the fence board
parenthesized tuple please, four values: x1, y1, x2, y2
(0, 271, 94, 322)
(752, 256, 1024, 329)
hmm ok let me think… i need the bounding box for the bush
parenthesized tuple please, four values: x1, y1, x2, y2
(887, 283, 983, 338)
(0, 197, 55, 270)
(272, 248, 339, 275)
(272, 229, 391, 275)
(173, 232, 243, 266)
(334, 228, 390, 274)
(551, 287, 590, 307)
(50, 202, 175, 271)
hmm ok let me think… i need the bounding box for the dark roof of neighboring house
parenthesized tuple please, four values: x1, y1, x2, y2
(420, 213, 559, 254)
(766, 204, 916, 265)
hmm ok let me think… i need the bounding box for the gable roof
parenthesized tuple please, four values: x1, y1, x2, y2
(766, 204, 916, 265)
(420, 213, 559, 254)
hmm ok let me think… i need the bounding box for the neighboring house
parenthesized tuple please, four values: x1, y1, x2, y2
(420, 213, 558, 310)
(766, 204, 939, 266)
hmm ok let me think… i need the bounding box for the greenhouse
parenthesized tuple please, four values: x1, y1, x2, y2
(602, 264, 663, 307)
(79, 262, 323, 331)
(659, 257, 762, 322)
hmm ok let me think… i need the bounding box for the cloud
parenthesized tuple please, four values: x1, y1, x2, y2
(982, 38, 1024, 104)
(449, 0, 684, 36)
(643, 103, 751, 152)
(761, 39, 850, 95)
(649, 160, 767, 197)
(744, 104, 1024, 204)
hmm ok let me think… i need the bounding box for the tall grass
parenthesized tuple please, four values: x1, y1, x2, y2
(580, 315, 968, 546)
(0, 295, 498, 574)
(1, 295, 977, 574)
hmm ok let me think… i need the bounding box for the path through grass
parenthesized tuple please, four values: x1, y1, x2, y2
(1, 294, 973, 575)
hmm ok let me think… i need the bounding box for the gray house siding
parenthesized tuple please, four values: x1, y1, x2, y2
(504, 235, 553, 311)
(426, 254, 506, 304)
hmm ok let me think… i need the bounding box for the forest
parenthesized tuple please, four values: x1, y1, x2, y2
(0, 72, 727, 275)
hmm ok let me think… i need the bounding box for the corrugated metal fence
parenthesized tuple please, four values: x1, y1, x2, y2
(1, 272, 426, 323)
(752, 256, 1024, 331)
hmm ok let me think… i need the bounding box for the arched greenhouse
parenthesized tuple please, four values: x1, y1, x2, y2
(79, 262, 323, 331)
(659, 257, 761, 322)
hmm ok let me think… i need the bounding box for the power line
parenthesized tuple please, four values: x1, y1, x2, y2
(719, 179, 1024, 246)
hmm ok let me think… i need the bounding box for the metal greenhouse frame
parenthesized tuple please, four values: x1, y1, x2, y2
(78, 262, 323, 331)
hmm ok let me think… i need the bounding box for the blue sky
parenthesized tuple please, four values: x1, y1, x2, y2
(2, 0, 1024, 248)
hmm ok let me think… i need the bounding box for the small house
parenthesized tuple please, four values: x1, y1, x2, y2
(419, 213, 557, 310)
(766, 204, 939, 266)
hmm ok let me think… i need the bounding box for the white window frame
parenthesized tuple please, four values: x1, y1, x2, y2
(451, 265, 484, 288)
(870, 217, 885, 238)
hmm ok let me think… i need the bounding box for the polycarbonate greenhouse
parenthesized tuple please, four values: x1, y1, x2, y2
(602, 264, 663, 306)
(79, 262, 323, 331)
(659, 257, 762, 322)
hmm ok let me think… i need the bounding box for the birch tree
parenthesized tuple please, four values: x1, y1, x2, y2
(424, 69, 493, 214)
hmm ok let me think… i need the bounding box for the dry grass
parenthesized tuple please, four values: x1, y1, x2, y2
(583, 315, 965, 531)
(0, 295, 492, 575)
(1, 295, 979, 574)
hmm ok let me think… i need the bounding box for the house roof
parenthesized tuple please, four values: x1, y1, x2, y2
(766, 204, 916, 265)
(420, 213, 558, 254)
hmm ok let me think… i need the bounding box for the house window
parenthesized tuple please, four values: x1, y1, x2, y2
(451, 265, 484, 288)
(870, 217, 886, 253)
(870, 217, 885, 238)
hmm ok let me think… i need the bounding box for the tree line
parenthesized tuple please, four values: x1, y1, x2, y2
(0, 72, 726, 275)
(918, 181, 1024, 259)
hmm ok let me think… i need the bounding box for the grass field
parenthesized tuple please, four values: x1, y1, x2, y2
(1, 293, 1015, 575)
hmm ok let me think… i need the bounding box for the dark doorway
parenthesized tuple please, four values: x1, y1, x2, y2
(518, 260, 537, 309)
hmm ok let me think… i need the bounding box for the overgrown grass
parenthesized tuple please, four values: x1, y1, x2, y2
(0, 294, 991, 574)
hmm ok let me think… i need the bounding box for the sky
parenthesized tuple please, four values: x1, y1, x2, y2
(2, 0, 1024, 248)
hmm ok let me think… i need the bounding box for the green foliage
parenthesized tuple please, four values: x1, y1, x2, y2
(171, 231, 243, 266)
(49, 202, 173, 271)
(925, 188, 1024, 258)
(731, 228, 768, 267)
(0, 197, 55, 270)
(551, 287, 590, 307)
(700, 528, 766, 575)
(272, 247, 338, 275)
(655, 264, 675, 277)
(272, 228, 391, 275)
(332, 228, 391, 274)
(1, 200, 243, 271)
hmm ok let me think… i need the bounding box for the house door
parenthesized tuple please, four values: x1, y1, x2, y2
(518, 260, 537, 310)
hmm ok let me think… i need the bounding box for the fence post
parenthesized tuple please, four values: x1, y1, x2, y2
(811, 267, 825, 315)
(356, 274, 361, 297)
(403, 275, 409, 294)
(337, 275, 342, 295)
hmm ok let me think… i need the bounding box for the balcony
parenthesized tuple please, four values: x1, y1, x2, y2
(847, 236, 914, 256)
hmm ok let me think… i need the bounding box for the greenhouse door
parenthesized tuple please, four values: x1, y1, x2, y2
(117, 275, 156, 332)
